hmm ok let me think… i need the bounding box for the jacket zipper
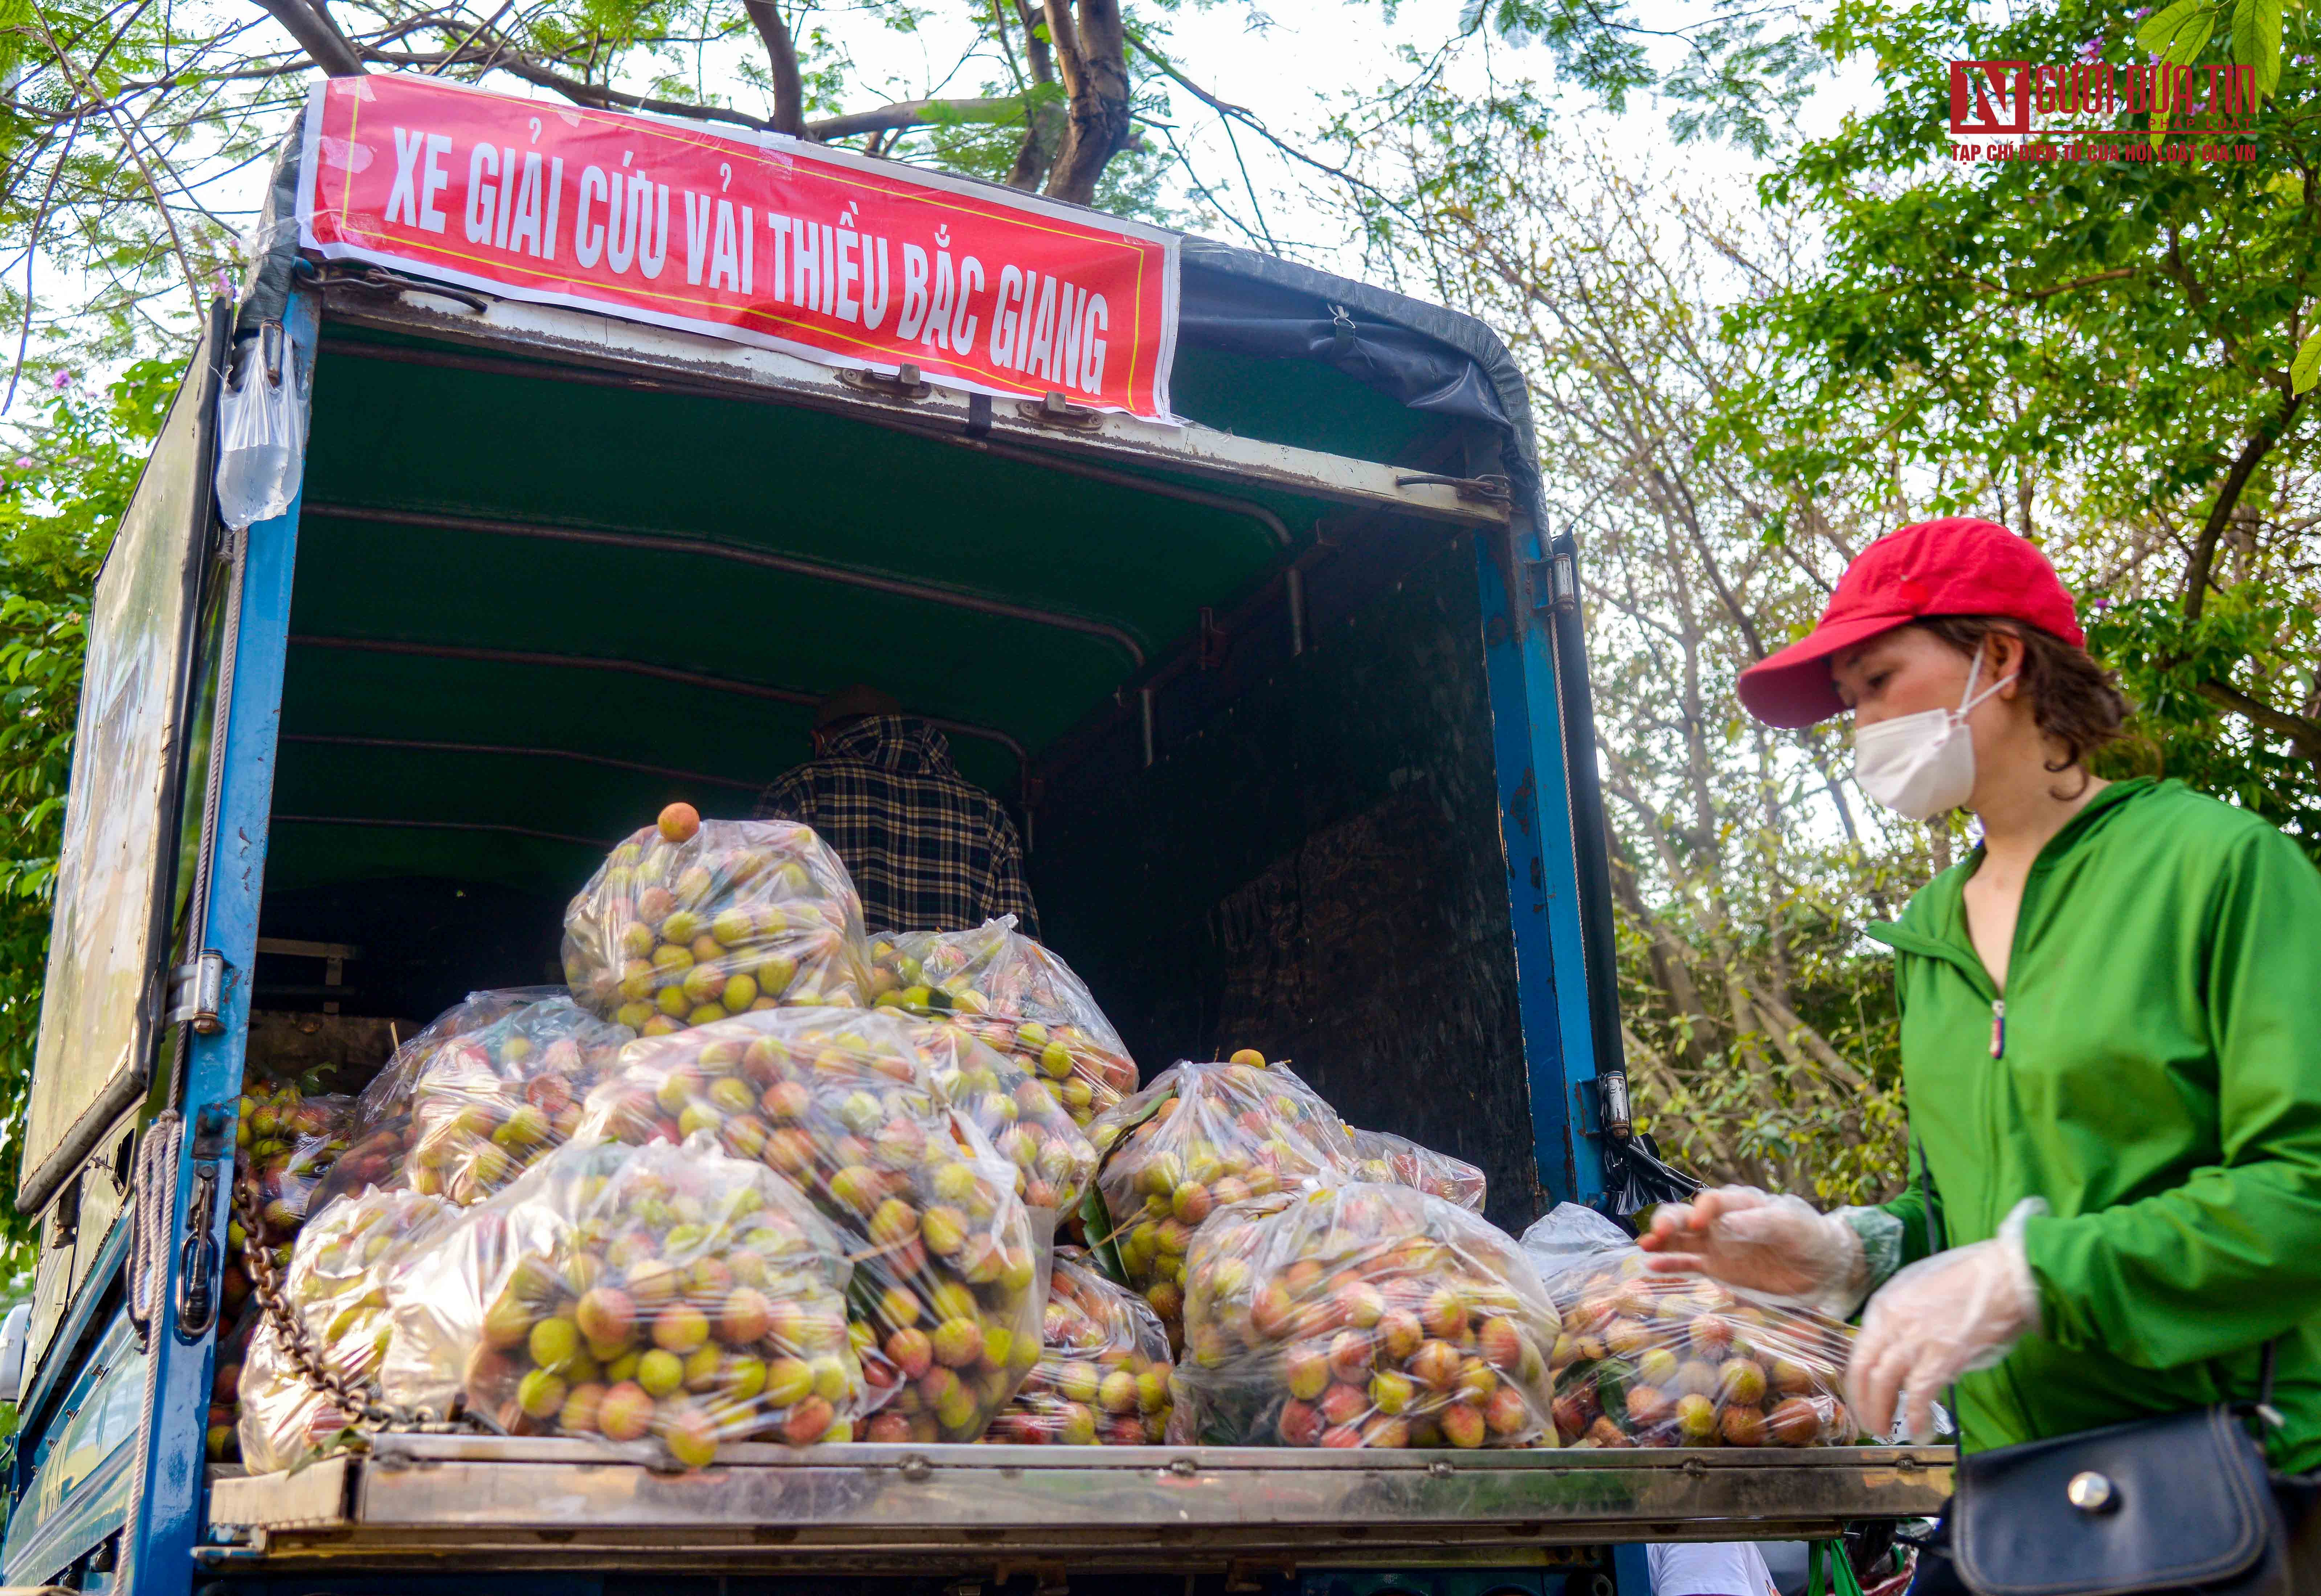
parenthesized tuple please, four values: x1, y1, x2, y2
(1990, 999, 2006, 1060)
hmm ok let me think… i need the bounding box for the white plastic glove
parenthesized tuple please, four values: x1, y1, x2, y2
(1848, 1199, 2046, 1444)
(1636, 1185, 1872, 1316)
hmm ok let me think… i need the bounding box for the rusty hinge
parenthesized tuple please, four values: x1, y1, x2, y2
(1017, 390, 1100, 430)
(1395, 471, 1512, 506)
(840, 363, 933, 402)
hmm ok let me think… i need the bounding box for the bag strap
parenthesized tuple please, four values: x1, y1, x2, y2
(1810, 1538, 1869, 1596)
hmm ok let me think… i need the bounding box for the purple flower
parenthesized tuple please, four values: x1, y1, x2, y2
(49, 369, 71, 391)
(13, 456, 32, 469)
(2077, 37, 2104, 61)
(2091, 597, 2115, 610)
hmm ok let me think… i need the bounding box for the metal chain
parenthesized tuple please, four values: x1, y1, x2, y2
(230, 1178, 453, 1435)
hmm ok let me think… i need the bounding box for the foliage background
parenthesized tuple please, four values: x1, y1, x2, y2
(0, 0, 2311, 1265)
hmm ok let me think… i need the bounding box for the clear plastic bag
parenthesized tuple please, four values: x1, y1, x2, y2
(867, 918, 1138, 1128)
(238, 1187, 454, 1472)
(236, 1083, 353, 1245)
(1088, 1057, 1357, 1348)
(1345, 1128, 1487, 1213)
(318, 993, 630, 1210)
(981, 1250, 1173, 1445)
(564, 807, 871, 1034)
(402, 1136, 867, 1465)
(901, 1017, 1097, 1212)
(574, 1008, 1046, 1441)
(353, 988, 563, 1134)
(216, 328, 309, 531)
(1172, 1182, 1561, 1449)
(1520, 1203, 1858, 1448)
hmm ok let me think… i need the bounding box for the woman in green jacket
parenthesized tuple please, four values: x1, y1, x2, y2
(1638, 517, 2321, 1475)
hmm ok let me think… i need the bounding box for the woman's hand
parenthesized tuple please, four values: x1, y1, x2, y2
(1848, 1203, 2045, 1443)
(1636, 1186, 1869, 1310)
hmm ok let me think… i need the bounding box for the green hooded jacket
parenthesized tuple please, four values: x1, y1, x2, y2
(1869, 777, 2321, 1469)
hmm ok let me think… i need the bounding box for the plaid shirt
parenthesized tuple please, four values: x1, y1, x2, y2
(756, 716, 1040, 939)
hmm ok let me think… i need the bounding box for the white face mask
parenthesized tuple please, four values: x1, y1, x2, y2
(1852, 652, 2016, 820)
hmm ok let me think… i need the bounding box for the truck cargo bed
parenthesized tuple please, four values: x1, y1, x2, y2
(207, 1436, 1952, 1573)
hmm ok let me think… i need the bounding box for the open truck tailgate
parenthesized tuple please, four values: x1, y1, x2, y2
(208, 1437, 1953, 1572)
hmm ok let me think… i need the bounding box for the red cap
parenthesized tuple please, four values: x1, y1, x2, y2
(1737, 518, 2084, 728)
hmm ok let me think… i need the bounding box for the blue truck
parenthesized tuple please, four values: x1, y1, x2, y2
(0, 101, 1948, 1596)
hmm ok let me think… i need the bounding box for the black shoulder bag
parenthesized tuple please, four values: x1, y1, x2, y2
(1914, 1146, 2302, 1596)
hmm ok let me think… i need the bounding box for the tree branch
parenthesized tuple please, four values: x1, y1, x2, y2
(1042, 0, 1131, 203)
(2198, 678, 2321, 762)
(741, 0, 805, 137)
(806, 94, 1029, 140)
(1122, 28, 1410, 215)
(250, 0, 365, 76)
(2184, 403, 2298, 620)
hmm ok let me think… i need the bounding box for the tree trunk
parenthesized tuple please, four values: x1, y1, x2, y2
(1039, 0, 1132, 205)
(742, 1, 808, 137)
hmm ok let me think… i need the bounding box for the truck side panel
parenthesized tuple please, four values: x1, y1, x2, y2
(1035, 527, 1561, 1226)
(120, 287, 320, 1596)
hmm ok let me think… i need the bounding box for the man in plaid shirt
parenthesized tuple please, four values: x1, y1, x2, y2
(756, 685, 1041, 939)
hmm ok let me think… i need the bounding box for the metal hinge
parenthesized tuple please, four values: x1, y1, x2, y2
(1017, 390, 1100, 430)
(1395, 472, 1512, 506)
(840, 362, 932, 402)
(167, 951, 226, 1035)
(1525, 549, 1580, 615)
(1598, 1072, 1634, 1139)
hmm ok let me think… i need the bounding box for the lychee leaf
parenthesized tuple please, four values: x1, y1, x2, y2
(2293, 327, 2321, 396)
(2136, 0, 2209, 56)
(2232, 0, 2283, 97)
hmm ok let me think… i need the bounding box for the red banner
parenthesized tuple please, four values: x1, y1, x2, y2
(298, 75, 1179, 420)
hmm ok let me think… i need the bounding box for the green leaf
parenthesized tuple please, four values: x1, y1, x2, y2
(2233, 0, 2284, 97)
(2136, 0, 2209, 56)
(2167, 12, 2216, 64)
(1078, 1181, 1127, 1282)
(2294, 327, 2321, 396)
(1077, 1085, 1172, 1285)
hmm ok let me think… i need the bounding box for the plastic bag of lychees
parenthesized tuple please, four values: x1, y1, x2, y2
(356, 988, 564, 1128)
(324, 987, 563, 1205)
(1344, 1127, 1487, 1214)
(239, 1187, 454, 1472)
(563, 805, 871, 1035)
(1087, 1055, 1359, 1350)
(867, 917, 1139, 1129)
(902, 1016, 1097, 1213)
(236, 1082, 354, 1248)
(573, 1007, 1046, 1443)
(209, 1305, 257, 1465)
(316, 993, 631, 1211)
(982, 1249, 1173, 1445)
(1519, 1203, 1858, 1448)
(384, 1134, 868, 1469)
(1170, 1182, 1560, 1449)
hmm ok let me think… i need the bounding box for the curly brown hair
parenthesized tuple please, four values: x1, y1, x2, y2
(1913, 615, 2129, 783)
